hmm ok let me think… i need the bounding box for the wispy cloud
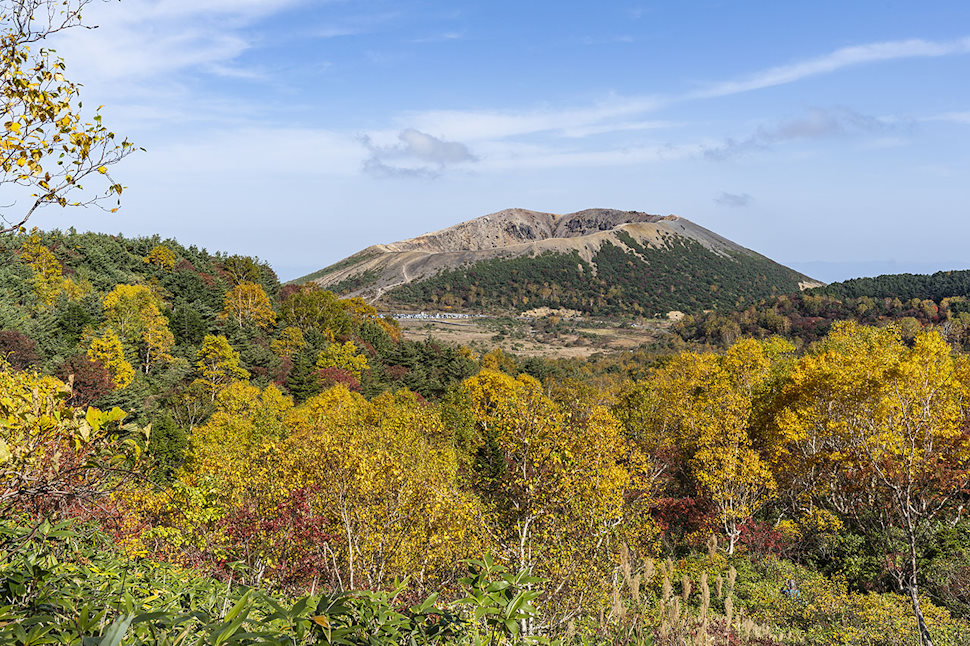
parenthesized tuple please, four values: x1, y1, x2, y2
(580, 35, 635, 45)
(54, 6, 970, 183)
(398, 35, 970, 149)
(924, 111, 970, 124)
(316, 26, 365, 39)
(471, 141, 702, 171)
(410, 32, 464, 43)
(313, 11, 400, 40)
(361, 129, 478, 178)
(691, 37, 970, 99)
(144, 127, 366, 176)
(704, 107, 891, 160)
(560, 120, 678, 138)
(715, 192, 753, 208)
(404, 97, 664, 141)
(55, 0, 305, 82)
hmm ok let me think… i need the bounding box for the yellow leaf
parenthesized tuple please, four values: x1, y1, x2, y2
(311, 615, 330, 628)
(97, 165, 107, 174)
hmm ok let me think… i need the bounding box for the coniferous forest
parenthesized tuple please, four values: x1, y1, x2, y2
(380, 237, 805, 317)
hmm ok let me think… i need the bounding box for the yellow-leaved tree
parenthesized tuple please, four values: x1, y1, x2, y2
(615, 337, 791, 554)
(270, 326, 306, 358)
(0, 359, 146, 517)
(86, 329, 134, 389)
(102, 284, 174, 373)
(463, 369, 655, 625)
(144, 245, 177, 271)
(193, 335, 249, 401)
(219, 281, 276, 330)
(128, 381, 293, 578)
(1, 0, 135, 233)
(17, 230, 87, 306)
(772, 322, 970, 646)
(315, 341, 369, 381)
(137, 381, 482, 593)
(284, 386, 482, 591)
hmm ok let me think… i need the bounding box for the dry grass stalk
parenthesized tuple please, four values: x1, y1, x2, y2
(742, 617, 755, 638)
(681, 574, 692, 603)
(620, 543, 632, 583)
(699, 571, 710, 623)
(630, 572, 641, 606)
(611, 584, 626, 624)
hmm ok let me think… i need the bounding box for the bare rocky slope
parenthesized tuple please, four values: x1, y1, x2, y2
(295, 208, 821, 316)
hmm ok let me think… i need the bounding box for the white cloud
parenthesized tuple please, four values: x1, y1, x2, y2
(691, 37, 970, 99)
(316, 26, 365, 38)
(396, 35, 970, 151)
(362, 129, 478, 178)
(715, 192, 753, 208)
(472, 140, 702, 171)
(53, 0, 306, 84)
(705, 107, 891, 159)
(404, 97, 664, 142)
(140, 127, 366, 176)
(559, 120, 677, 138)
(925, 111, 970, 124)
(410, 32, 464, 43)
(314, 11, 400, 40)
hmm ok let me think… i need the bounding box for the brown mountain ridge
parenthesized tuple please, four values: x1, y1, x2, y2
(295, 208, 821, 316)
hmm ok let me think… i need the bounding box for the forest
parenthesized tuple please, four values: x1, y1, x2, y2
(4, 229, 970, 645)
(674, 272, 970, 351)
(380, 236, 805, 317)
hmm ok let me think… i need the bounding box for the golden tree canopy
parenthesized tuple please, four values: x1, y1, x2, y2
(1, 0, 135, 233)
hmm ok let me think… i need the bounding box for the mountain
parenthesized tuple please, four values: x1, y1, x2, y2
(296, 208, 821, 317)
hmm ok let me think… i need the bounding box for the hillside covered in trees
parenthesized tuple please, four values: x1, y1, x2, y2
(675, 269, 970, 350)
(0, 229, 478, 474)
(385, 236, 806, 316)
(5, 229, 970, 645)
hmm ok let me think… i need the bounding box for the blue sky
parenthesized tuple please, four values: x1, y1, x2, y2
(26, 0, 970, 283)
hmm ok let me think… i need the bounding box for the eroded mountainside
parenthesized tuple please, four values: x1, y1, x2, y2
(296, 208, 820, 316)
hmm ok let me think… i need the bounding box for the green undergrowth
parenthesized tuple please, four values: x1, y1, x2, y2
(5, 517, 969, 645)
(0, 518, 547, 645)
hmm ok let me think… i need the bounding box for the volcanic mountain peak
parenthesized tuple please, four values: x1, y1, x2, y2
(296, 207, 820, 316)
(377, 208, 665, 254)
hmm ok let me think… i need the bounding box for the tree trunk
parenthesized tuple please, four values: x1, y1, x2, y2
(907, 523, 934, 646)
(907, 582, 934, 646)
(725, 518, 738, 555)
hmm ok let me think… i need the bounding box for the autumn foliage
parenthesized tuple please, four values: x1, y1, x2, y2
(7, 229, 970, 643)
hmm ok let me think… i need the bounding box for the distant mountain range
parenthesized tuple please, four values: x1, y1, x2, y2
(295, 208, 822, 317)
